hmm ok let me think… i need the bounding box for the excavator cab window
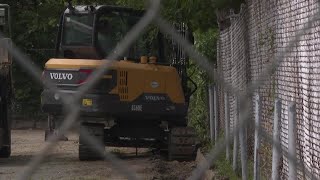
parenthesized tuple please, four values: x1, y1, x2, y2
(62, 14, 94, 46)
(94, 10, 156, 60)
(95, 12, 123, 57)
(58, 5, 167, 61)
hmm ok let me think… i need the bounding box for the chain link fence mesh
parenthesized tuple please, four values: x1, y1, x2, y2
(1, 0, 320, 179)
(217, 0, 320, 179)
(12, 48, 55, 115)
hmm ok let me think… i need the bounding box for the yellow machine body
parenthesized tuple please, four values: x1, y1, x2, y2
(45, 58, 185, 104)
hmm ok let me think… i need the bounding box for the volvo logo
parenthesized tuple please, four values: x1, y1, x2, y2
(151, 81, 159, 88)
(49, 73, 73, 80)
(145, 95, 166, 101)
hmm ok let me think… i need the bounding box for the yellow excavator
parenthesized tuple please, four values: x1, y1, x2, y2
(0, 4, 12, 158)
(41, 2, 198, 160)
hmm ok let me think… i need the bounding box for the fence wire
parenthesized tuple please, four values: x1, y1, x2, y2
(217, 0, 320, 179)
(0, 0, 320, 179)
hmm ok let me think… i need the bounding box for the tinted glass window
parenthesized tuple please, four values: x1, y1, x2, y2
(62, 14, 94, 46)
(96, 11, 160, 60)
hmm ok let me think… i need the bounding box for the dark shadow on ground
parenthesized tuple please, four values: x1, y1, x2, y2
(0, 154, 34, 167)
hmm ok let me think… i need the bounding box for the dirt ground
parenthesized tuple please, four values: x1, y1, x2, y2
(0, 130, 196, 180)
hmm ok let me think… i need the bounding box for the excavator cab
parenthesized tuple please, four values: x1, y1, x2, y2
(0, 4, 12, 158)
(56, 5, 162, 62)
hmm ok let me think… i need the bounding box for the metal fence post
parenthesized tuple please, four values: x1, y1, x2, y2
(224, 92, 230, 161)
(288, 102, 297, 180)
(254, 94, 261, 180)
(272, 99, 282, 180)
(209, 84, 214, 143)
(214, 84, 218, 142)
(233, 96, 239, 171)
(239, 107, 248, 180)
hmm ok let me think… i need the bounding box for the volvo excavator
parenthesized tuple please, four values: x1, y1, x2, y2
(0, 4, 12, 158)
(41, 2, 198, 161)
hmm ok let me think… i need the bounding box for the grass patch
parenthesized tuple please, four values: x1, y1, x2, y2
(211, 154, 255, 180)
(204, 133, 256, 180)
(212, 154, 239, 180)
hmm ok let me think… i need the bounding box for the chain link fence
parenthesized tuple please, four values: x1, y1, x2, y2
(217, 0, 320, 179)
(12, 48, 55, 116)
(1, 0, 320, 179)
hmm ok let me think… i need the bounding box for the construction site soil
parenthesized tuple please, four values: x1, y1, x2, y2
(0, 130, 197, 180)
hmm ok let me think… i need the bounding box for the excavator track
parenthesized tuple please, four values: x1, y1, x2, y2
(79, 123, 105, 161)
(168, 127, 198, 161)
